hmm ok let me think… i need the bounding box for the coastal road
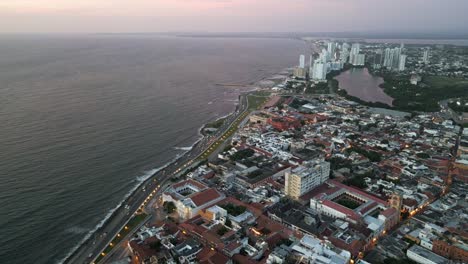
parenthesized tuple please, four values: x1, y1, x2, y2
(63, 92, 250, 264)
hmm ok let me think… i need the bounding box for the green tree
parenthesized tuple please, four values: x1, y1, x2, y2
(163, 201, 176, 214)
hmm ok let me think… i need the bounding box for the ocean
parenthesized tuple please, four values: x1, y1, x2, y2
(0, 34, 307, 264)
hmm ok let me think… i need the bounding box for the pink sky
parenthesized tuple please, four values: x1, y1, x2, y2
(0, 0, 466, 33)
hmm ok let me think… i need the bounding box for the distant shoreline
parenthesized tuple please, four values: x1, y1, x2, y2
(3, 33, 468, 46)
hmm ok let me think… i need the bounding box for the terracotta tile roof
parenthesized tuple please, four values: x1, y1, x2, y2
(173, 179, 208, 191)
(217, 197, 263, 217)
(203, 171, 216, 179)
(198, 248, 230, 264)
(128, 240, 157, 261)
(265, 233, 284, 248)
(329, 180, 388, 205)
(197, 247, 213, 261)
(190, 188, 222, 207)
(303, 114, 328, 122)
(328, 235, 363, 256)
(225, 241, 242, 251)
(403, 198, 418, 207)
(380, 207, 397, 218)
(256, 215, 287, 235)
(232, 254, 257, 264)
(250, 146, 274, 157)
(299, 183, 339, 201)
(359, 202, 378, 215)
(208, 252, 230, 264)
(249, 202, 266, 211)
(322, 200, 360, 221)
(265, 178, 284, 190)
(193, 225, 208, 236)
(220, 229, 236, 240)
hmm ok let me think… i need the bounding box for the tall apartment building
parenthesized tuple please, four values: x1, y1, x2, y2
(391, 48, 402, 69)
(383, 47, 405, 71)
(311, 59, 328, 81)
(349, 43, 361, 64)
(299, 54, 306, 68)
(398, 54, 407, 71)
(351, 54, 366, 66)
(327, 42, 336, 57)
(423, 49, 430, 64)
(373, 49, 383, 69)
(285, 160, 330, 199)
(383, 48, 393, 69)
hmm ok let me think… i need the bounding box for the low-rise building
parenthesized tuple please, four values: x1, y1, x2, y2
(407, 245, 448, 264)
(290, 235, 351, 264)
(433, 238, 468, 262)
(162, 179, 225, 219)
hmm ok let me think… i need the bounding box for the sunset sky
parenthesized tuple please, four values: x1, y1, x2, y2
(1, 0, 467, 33)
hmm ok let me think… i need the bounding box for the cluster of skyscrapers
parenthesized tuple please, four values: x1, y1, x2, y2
(372, 45, 407, 72)
(381, 47, 407, 71)
(294, 42, 433, 80)
(348, 43, 366, 66)
(294, 41, 365, 82)
(372, 45, 431, 72)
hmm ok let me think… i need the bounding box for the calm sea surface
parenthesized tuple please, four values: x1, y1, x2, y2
(0, 34, 307, 264)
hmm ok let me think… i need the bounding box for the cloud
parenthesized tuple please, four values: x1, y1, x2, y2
(0, 0, 467, 33)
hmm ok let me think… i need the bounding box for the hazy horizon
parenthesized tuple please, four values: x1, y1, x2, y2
(1, 0, 468, 34)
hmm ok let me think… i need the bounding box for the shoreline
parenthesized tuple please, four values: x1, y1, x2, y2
(199, 93, 247, 137)
(61, 70, 284, 264)
(59, 138, 201, 264)
(61, 105, 232, 263)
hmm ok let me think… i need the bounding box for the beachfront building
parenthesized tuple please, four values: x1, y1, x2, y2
(293, 54, 307, 78)
(299, 54, 306, 68)
(293, 67, 307, 79)
(162, 179, 225, 219)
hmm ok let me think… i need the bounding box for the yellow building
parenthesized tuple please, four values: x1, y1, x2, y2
(285, 160, 330, 199)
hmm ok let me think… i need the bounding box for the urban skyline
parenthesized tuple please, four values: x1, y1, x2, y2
(1, 1, 468, 264)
